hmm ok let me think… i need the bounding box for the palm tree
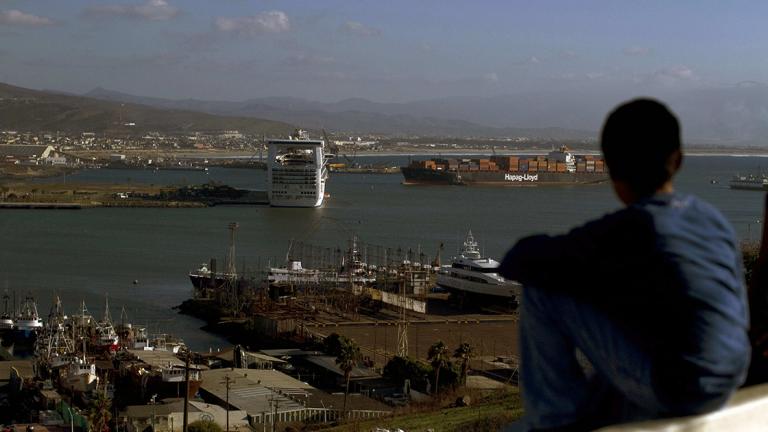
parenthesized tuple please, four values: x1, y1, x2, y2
(453, 342, 474, 385)
(87, 386, 112, 432)
(427, 340, 449, 394)
(335, 336, 361, 416)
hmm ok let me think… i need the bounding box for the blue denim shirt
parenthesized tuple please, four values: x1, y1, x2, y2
(499, 193, 750, 407)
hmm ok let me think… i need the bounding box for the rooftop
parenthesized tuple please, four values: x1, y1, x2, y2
(126, 349, 184, 369)
(304, 355, 381, 380)
(201, 368, 313, 391)
(200, 369, 310, 415)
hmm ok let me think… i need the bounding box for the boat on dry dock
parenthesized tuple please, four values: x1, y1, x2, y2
(93, 296, 119, 352)
(119, 349, 202, 400)
(436, 231, 521, 304)
(0, 291, 13, 333)
(11, 295, 44, 350)
(34, 296, 76, 375)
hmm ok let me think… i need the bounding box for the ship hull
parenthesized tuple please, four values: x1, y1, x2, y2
(436, 274, 520, 300)
(189, 274, 228, 290)
(729, 183, 768, 191)
(401, 167, 608, 186)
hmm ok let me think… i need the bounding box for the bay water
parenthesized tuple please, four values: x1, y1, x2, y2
(1, 155, 765, 351)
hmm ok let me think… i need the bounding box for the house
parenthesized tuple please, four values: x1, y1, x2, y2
(119, 398, 249, 432)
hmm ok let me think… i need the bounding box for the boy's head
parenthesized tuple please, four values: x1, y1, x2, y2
(601, 98, 682, 202)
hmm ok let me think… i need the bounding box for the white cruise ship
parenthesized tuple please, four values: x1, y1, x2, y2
(267, 129, 329, 207)
(436, 231, 521, 302)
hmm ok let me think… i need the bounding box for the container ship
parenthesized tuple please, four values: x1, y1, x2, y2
(401, 147, 608, 186)
(729, 173, 768, 191)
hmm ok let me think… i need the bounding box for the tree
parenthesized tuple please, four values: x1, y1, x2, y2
(322, 332, 344, 357)
(427, 340, 449, 394)
(382, 356, 431, 392)
(87, 388, 112, 432)
(188, 420, 223, 432)
(335, 336, 361, 416)
(453, 342, 474, 385)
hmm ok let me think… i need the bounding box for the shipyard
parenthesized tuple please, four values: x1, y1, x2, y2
(0, 223, 525, 432)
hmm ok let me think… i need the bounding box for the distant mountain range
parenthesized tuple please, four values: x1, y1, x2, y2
(82, 84, 768, 144)
(0, 82, 293, 135)
(83, 87, 596, 140)
(2, 80, 768, 144)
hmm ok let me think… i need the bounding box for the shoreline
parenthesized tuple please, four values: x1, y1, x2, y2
(66, 147, 768, 160)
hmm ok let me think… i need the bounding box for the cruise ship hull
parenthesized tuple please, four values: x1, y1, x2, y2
(402, 167, 608, 186)
(269, 194, 324, 207)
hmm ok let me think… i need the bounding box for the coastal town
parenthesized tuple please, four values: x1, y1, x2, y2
(0, 228, 523, 432)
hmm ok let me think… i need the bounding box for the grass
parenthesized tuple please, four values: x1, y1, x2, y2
(321, 388, 523, 432)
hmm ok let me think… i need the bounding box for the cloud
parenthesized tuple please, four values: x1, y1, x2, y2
(84, 0, 179, 21)
(623, 46, 650, 56)
(215, 11, 290, 35)
(483, 72, 499, 83)
(560, 50, 578, 59)
(282, 54, 335, 67)
(528, 56, 541, 64)
(655, 65, 694, 80)
(634, 65, 697, 87)
(585, 72, 605, 80)
(341, 21, 381, 37)
(0, 9, 54, 26)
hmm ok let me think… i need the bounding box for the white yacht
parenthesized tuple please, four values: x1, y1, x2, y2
(436, 231, 520, 301)
(267, 129, 329, 207)
(268, 260, 321, 285)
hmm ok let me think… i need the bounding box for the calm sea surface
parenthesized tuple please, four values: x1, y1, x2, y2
(2, 155, 766, 350)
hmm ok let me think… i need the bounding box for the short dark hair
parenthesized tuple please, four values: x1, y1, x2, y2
(601, 98, 681, 197)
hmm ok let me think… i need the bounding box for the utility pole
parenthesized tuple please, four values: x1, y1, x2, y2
(183, 350, 190, 432)
(220, 375, 232, 432)
(268, 395, 279, 432)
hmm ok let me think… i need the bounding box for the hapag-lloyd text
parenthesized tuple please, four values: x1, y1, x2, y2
(505, 173, 539, 182)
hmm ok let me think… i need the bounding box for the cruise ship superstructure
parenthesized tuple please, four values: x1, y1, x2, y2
(267, 129, 329, 207)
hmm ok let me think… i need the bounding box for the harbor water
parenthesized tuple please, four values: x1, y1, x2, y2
(1, 155, 765, 351)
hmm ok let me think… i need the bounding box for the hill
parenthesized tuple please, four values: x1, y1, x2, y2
(84, 83, 768, 144)
(84, 87, 594, 140)
(0, 82, 294, 135)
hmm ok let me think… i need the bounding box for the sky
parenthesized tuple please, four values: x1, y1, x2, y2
(1, 0, 767, 102)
